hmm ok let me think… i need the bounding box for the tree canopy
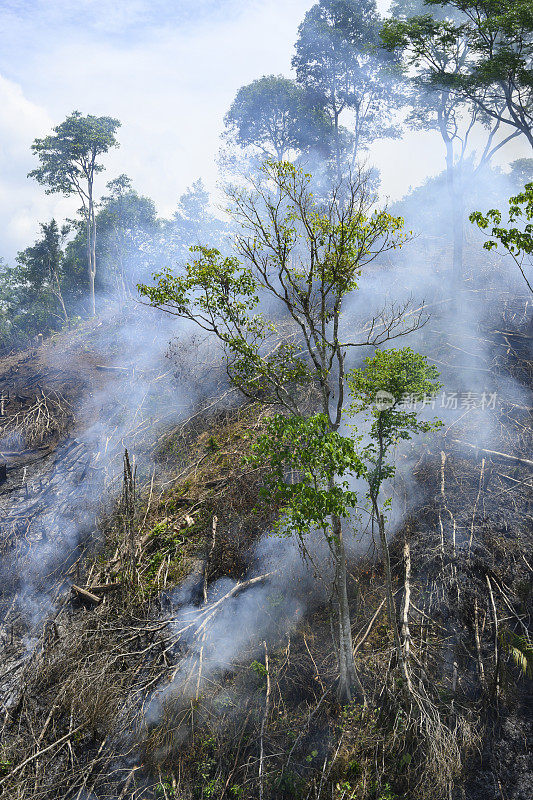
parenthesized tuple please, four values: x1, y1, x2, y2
(421, 0, 533, 147)
(293, 0, 404, 174)
(224, 75, 333, 161)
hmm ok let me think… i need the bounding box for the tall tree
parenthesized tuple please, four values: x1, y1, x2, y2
(140, 161, 423, 700)
(224, 74, 333, 162)
(28, 111, 121, 316)
(293, 0, 404, 178)
(382, 4, 519, 287)
(425, 0, 533, 148)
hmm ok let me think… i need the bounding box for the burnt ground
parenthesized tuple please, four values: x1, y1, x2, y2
(0, 295, 531, 800)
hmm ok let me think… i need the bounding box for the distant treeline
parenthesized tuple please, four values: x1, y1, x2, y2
(1, 0, 531, 348)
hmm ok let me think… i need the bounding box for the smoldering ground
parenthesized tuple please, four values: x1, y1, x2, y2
(0, 305, 232, 642)
(127, 151, 532, 733)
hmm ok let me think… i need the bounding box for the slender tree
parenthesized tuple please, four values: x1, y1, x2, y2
(140, 161, 423, 700)
(348, 348, 442, 688)
(29, 111, 121, 316)
(293, 0, 404, 178)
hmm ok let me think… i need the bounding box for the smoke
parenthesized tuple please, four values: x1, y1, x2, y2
(141, 145, 533, 717)
(2, 9, 531, 774)
(0, 303, 229, 643)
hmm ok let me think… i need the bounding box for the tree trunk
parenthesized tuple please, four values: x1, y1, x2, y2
(371, 417, 412, 692)
(55, 280, 69, 328)
(92, 204, 97, 311)
(374, 502, 411, 691)
(87, 182, 96, 317)
(333, 109, 342, 184)
(452, 171, 464, 294)
(443, 132, 464, 303)
(86, 210, 94, 316)
(332, 512, 357, 703)
(89, 268, 96, 317)
(438, 93, 464, 303)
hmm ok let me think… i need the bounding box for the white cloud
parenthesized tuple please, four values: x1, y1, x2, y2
(0, 75, 75, 259)
(0, 0, 314, 259)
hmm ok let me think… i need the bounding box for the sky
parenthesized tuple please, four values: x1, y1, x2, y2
(0, 0, 529, 261)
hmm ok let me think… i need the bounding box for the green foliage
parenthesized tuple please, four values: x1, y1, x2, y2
(250, 659, 267, 677)
(509, 158, 533, 189)
(140, 245, 258, 328)
(29, 110, 121, 315)
(94, 174, 159, 294)
(165, 179, 228, 261)
(470, 182, 533, 293)
(140, 161, 417, 698)
(0, 757, 12, 777)
(499, 629, 533, 678)
(376, 782, 399, 800)
(381, 8, 475, 144)
(155, 780, 177, 797)
(248, 413, 364, 539)
(348, 348, 441, 496)
(415, 0, 533, 145)
(224, 74, 333, 160)
(140, 161, 409, 413)
(0, 220, 72, 344)
(29, 111, 120, 198)
(293, 0, 404, 165)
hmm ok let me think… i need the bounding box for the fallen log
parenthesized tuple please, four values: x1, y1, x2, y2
(71, 584, 102, 606)
(448, 439, 533, 469)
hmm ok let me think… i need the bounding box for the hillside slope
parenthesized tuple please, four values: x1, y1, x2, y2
(0, 297, 531, 800)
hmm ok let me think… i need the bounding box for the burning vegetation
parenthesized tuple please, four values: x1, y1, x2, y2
(1, 1, 533, 800)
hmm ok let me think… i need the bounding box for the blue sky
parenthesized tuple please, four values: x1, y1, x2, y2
(0, 0, 529, 261)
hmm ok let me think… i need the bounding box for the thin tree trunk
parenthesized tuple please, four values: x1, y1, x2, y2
(86, 209, 94, 316)
(444, 141, 462, 280)
(441, 115, 463, 300)
(332, 513, 357, 703)
(53, 273, 69, 327)
(374, 505, 412, 692)
(401, 539, 411, 661)
(258, 640, 271, 800)
(333, 109, 342, 184)
(92, 203, 97, 313)
(474, 597, 486, 692)
(87, 180, 96, 316)
(452, 173, 464, 292)
(372, 418, 412, 692)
